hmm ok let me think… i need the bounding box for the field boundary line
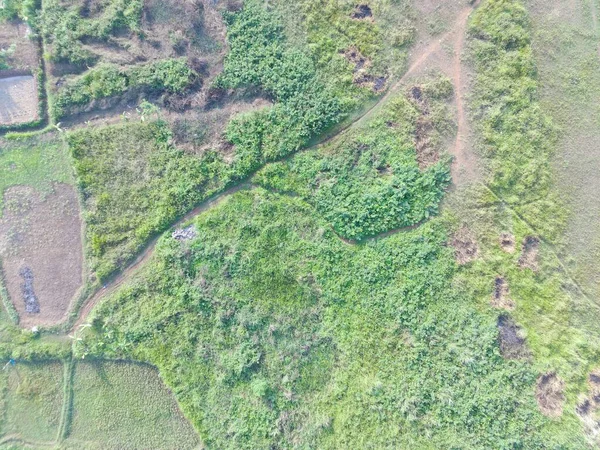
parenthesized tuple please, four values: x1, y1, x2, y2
(56, 357, 74, 443)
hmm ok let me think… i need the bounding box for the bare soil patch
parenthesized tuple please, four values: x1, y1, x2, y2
(536, 372, 565, 418)
(497, 315, 530, 360)
(409, 85, 440, 169)
(0, 21, 39, 73)
(351, 5, 373, 20)
(0, 184, 83, 328)
(0, 76, 39, 125)
(450, 225, 478, 264)
(499, 232, 516, 253)
(491, 276, 515, 310)
(518, 236, 540, 271)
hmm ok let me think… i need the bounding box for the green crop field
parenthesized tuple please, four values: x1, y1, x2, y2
(0, 362, 63, 443)
(2, 0, 600, 447)
(65, 361, 200, 449)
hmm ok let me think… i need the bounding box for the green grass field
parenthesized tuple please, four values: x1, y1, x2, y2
(65, 361, 199, 449)
(0, 362, 63, 443)
(0, 134, 73, 215)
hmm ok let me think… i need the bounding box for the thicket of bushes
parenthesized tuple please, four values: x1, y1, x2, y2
(64, 0, 590, 446)
(52, 59, 196, 119)
(216, 0, 345, 178)
(39, 0, 143, 65)
(77, 188, 585, 448)
(468, 0, 564, 240)
(254, 85, 452, 240)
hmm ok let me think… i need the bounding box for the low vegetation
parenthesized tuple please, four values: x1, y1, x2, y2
(39, 0, 143, 65)
(68, 120, 227, 282)
(52, 58, 197, 119)
(0, 134, 73, 214)
(66, 361, 199, 449)
(254, 78, 453, 240)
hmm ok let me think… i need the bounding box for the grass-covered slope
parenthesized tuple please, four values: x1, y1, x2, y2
(77, 188, 586, 448)
(254, 77, 453, 241)
(67, 0, 400, 282)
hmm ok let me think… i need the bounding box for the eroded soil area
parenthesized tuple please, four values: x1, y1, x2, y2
(0, 184, 83, 327)
(0, 76, 39, 126)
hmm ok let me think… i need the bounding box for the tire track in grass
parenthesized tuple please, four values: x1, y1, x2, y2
(68, 2, 482, 333)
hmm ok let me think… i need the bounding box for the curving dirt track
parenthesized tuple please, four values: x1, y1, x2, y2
(69, 2, 481, 332)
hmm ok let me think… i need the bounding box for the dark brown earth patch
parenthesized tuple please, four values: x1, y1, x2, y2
(499, 232, 516, 253)
(341, 47, 386, 92)
(0, 184, 83, 328)
(491, 276, 515, 310)
(536, 372, 565, 418)
(497, 315, 530, 360)
(408, 85, 440, 169)
(518, 236, 540, 271)
(450, 225, 478, 265)
(351, 4, 373, 20)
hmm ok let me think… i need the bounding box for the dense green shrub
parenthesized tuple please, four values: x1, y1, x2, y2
(468, 0, 563, 239)
(254, 93, 451, 240)
(52, 59, 195, 119)
(216, 0, 345, 177)
(39, 0, 143, 65)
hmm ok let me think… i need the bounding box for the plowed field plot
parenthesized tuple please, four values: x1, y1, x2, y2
(0, 75, 39, 125)
(0, 184, 83, 327)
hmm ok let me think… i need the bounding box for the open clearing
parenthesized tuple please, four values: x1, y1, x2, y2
(66, 361, 200, 449)
(0, 76, 38, 125)
(0, 360, 200, 448)
(0, 184, 83, 328)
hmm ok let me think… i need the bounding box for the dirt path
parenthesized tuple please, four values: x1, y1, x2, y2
(71, 183, 249, 330)
(68, 3, 480, 333)
(451, 0, 481, 185)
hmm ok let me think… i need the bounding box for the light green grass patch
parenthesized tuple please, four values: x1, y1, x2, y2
(0, 134, 74, 215)
(66, 361, 200, 449)
(0, 361, 63, 443)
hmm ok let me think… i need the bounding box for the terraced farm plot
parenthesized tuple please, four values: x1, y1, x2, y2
(66, 361, 200, 449)
(0, 361, 63, 444)
(0, 136, 82, 328)
(0, 184, 83, 328)
(0, 76, 38, 126)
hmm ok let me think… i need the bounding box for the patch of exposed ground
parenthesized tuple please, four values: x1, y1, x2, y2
(450, 225, 478, 264)
(491, 276, 515, 310)
(395, 1, 482, 186)
(408, 85, 440, 169)
(0, 184, 83, 328)
(0, 76, 39, 125)
(518, 236, 540, 271)
(499, 232, 515, 253)
(351, 4, 373, 20)
(575, 370, 600, 440)
(0, 21, 39, 73)
(342, 46, 386, 92)
(497, 315, 530, 360)
(536, 372, 565, 418)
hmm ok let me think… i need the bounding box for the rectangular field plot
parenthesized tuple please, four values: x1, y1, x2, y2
(0, 75, 39, 126)
(66, 361, 200, 449)
(0, 361, 64, 443)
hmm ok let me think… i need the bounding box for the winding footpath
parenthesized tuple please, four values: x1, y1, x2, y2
(69, 3, 481, 332)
